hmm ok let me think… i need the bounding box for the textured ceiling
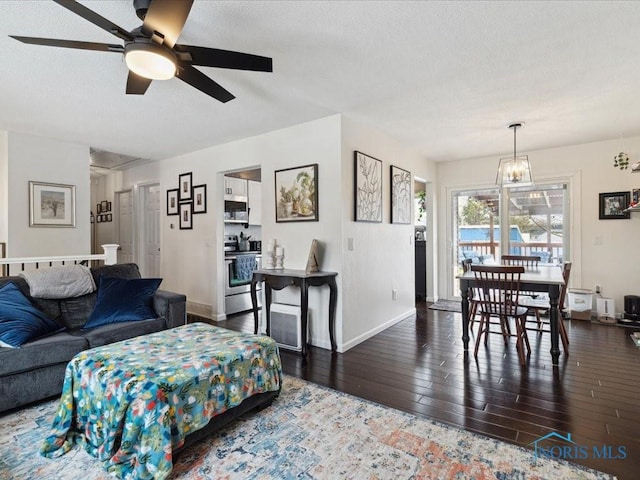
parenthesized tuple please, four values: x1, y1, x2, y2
(1, 1, 640, 164)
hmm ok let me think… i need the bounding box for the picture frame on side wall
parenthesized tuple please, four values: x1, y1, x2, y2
(179, 202, 193, 229)
(390, 165, 412, 224)
(178, 172, 193, 202)
(354, 151, 382, 222)
(29, 181, 76, 227)
(192, 184, 207, 214)
(167, 189, 179, 215)
(599, 191, 630, 220)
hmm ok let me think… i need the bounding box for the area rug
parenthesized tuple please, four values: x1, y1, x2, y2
(0, 377, 614, 480)
(429, 299, 462, 312)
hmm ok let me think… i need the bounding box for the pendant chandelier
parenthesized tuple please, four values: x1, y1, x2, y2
(496, 123, 533, 188)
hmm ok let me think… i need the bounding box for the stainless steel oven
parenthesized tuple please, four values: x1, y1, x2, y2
(224, 254, 261, 314)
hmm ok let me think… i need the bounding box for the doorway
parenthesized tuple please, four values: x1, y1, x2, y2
(115, 189, 134, 264)
(139, 183, 161, 277)
(414, 177, 427, 302)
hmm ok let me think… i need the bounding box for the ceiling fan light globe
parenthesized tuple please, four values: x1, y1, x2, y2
(125, 42, 176, 80)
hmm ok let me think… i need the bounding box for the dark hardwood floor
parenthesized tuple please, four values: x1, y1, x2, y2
(206, 302, 640, 479)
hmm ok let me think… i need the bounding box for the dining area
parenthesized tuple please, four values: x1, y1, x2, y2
(458, 255, 570, 366)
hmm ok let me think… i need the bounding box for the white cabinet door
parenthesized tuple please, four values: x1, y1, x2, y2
(248, 180, 262, 225)
(224, 177, 248, 196)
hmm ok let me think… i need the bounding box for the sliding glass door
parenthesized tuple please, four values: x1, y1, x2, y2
(450, 182, 570, 298)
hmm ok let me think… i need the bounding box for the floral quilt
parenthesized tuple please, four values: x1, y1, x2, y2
(40, 322, 282, 480)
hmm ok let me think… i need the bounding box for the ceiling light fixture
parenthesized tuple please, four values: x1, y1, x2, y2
(124, 41, 176, 80)
(496, 122, 533, 188)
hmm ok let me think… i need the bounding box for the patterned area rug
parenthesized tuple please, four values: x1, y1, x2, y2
(0, 377, 614, 480)
(429, 299, 462, 312)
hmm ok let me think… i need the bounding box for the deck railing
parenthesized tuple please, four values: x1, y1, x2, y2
(0, 244, 119, 277)
(459, 241, 563, 263)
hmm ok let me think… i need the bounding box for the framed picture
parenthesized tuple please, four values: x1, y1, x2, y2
(107, 201, 112, 212)
(390, 165, 411, 224)
(179, 202, 193, 229)
(275, 163, 318, 222)
(167, 188, 179, 215)
(633, 188, 640, 204)
(100, 200, 108, 212)
(354, 151, 382, 222)
(96, 214, 103, 223)
(192, 184, 207, 214)
(599, 191, 630, 219)
(179, 172, 193, 202)
(29, 181, 76, 227)
(106, 213, 112, 222)
(96, 203, 102, 214)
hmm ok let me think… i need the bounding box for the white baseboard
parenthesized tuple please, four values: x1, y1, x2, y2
(186, 301, 213, 319)
(340, 308, 416, 353)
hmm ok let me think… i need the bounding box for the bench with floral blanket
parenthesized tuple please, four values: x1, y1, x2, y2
(40, 323, 282, 479)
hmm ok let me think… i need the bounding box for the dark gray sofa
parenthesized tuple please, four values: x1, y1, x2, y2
(0, 263, 186, 414)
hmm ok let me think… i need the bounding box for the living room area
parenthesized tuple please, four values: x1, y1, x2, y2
(1, 1, 640, 479)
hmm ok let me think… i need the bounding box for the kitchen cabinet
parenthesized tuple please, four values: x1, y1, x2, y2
(224, 177, 248, 197)
(248, 180, 262, 225)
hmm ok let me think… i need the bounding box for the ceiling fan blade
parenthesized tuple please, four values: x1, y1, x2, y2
(176, 64, 235, 103)
(126, 71, 152, 95)
(52, 0, 132, 42)
(9, 35, 123, 53)
(141, 0, 193, 48)
(174, 45, 273, 72)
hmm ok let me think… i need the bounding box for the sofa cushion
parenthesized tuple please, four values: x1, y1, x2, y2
(0, 331, 87, 376)
(0, 283, 63, 348)
(59, 292, 97, 330)
(0, 276, 61, 322)
(76, 317, 167, 348)
(90, 263, 141, 286)
(83, 277, 162, 330)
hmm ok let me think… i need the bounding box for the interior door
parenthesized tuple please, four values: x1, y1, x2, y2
(141, 184, 161, 277)
(116, 190, 134, 264)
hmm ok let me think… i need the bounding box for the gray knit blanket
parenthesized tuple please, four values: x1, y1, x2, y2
(20, 264, 96, 299)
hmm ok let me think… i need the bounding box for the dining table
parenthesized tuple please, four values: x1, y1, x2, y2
(457, 264, 566, 365)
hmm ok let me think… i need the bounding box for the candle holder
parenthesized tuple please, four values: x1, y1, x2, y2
(274, 254, 284, 269)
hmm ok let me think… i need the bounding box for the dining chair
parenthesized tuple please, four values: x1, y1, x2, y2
(519, 262, 572, 354)
(470, 265, 531, 365)
(501, 254, 543, 304)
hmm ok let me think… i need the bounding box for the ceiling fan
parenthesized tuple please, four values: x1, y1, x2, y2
(10, 0, 273, 102)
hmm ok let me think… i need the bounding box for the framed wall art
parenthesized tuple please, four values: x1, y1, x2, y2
(275, 163, 318, 222)
(178, 172, 193, 202)
(167, 189, 179, 215)
(354, 151, 382, 222)
(29, 181, 76, 227)
(179, 202, 193, 229)
(599, 191, 630, 220)
(390, 165, 411, 224)
(192, 184, 207, 214)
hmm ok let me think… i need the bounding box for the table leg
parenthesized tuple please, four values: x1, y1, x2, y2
(460, 279, 470, 351)
(549, 284, 561, 365)
(264, 284, 272, 337)
(251, 278, 259, 335)
(301, 281, 309, 358)
(328, 277, 338, 352)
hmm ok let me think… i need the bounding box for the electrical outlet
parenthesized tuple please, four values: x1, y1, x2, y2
(595, 284, 601, 294)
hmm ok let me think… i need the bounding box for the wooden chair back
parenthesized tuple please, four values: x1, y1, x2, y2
(470, 265, 525, 317)
(501, 255, 542, 267)
(559, 262, 572, 313)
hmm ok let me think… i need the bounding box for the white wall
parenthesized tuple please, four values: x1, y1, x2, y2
(5, 132, 90, 256)
(0, 131, 7, 245)
(437, 135, 640, 315)
(340, 116, 437, 349)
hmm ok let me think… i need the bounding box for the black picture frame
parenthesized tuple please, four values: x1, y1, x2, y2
(167, 188, 179, 215)
(96, 214, 103, 223)
(179, 172, 193, 202)
(107, 201, 112, 212)
(106, 213, 112, 222)
(179, 202, 193, 229)
(390, 165, 411, 224)
(274, 164, 319, 222)
(192, 184, 207, 214)
(96, 203, 102, 214)
(100, 200, 108, 212)
(599, 191, 630, 219)
(354, 151, 383, 222)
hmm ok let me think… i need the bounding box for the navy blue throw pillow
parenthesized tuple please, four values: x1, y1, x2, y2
(0, 282, 62, 348)
(83, 277, 162, 330)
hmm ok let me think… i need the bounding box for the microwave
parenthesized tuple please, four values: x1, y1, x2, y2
(224, 194, 249, 223)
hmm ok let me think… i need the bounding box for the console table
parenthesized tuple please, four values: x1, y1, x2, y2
(250, 269, 338, 357)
